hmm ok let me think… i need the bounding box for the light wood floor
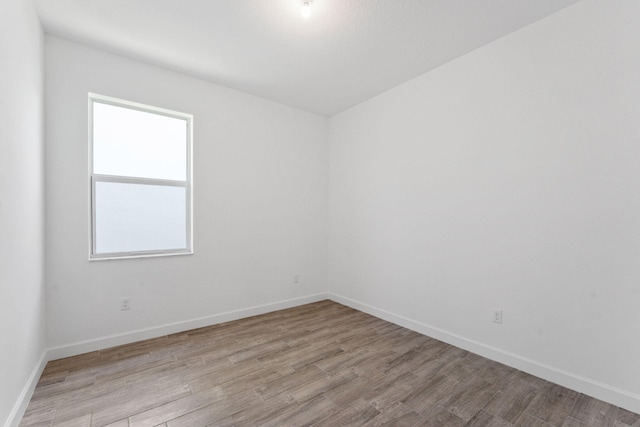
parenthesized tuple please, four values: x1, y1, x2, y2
(20, 300, 638, 427)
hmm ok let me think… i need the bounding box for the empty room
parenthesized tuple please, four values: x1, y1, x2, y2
(2, 0, 639, 425)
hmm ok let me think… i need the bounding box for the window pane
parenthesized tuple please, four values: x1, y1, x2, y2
(95, 181, 187, 254)
(93, 102, 187, 180)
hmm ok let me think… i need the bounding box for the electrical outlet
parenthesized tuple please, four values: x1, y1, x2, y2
(120, 297, 131, 311)
(294, 274, 300, 284)
(492, 309, 502, 324)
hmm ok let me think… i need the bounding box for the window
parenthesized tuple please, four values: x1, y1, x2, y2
(89, 94, 193, 259)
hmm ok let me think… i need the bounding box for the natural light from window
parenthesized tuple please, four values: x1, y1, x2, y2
(90, 94, 192, 259)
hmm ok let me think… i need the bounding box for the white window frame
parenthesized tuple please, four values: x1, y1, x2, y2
(88, 93, 193, 260)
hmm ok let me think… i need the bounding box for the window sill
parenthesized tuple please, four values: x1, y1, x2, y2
(89, 250, 193, 261)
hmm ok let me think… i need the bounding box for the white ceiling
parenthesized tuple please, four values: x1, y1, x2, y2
(34, 0, 581, 116)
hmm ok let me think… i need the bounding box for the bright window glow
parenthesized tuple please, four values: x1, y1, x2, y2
(95, 181, 187, 254)
(89, 94, 192, 259)
(93, 103, 187, 181)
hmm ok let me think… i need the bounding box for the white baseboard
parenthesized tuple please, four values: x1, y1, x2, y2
(4, 351, 48, 427)
(48, 293, 329, 360)
(11, 292, 639, 425)
(328, 292, 640, 414)
(8, 294, 329, 426)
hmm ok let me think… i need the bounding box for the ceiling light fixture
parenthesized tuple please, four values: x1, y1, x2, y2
(301, 0, 312, 18)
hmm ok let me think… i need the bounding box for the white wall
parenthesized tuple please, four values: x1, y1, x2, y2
(0, 0, 46, 425)
(329, 0, 640, 412)
(45, 37, 328, 351)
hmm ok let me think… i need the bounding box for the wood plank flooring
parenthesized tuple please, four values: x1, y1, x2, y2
(20, 300, 639, 427)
